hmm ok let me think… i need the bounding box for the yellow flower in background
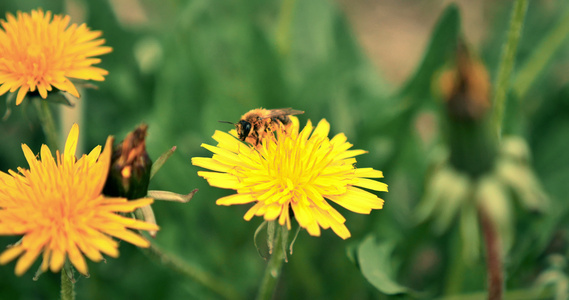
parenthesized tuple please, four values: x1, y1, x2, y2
(0, 124, 159, 276)
(0, 9, 112, 105)
(192, 117, 387, 239)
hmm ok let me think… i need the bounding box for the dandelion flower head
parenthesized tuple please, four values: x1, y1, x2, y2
(192, 117, 387, 239)
(0, 124, 159, 276)
(0, 9, 112, 105)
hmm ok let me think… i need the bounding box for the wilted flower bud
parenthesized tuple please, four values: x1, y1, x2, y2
(103, 124, 152, 200)
(437, 41, 497, 177)
(439, 42, 491, 121)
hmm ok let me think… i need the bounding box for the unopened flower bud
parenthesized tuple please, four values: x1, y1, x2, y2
(103, 124, 152, 199)
(438, 42, 497, 177)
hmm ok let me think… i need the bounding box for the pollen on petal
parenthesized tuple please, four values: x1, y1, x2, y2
(355, 168, 384, 178)
(216, 193, 256, 205)
(106, 229, 150, 248)
(64, 124, 79, 162)
(15, 247, 42, 276)
(198, 171, 241, 189)
(354, 178, 389, 192)
(67, 241, 88, 275)
(191, 157, 230, 173)
(15, 85, 29, 105)
(49, 249, 65, 273)
(101, 197, 154, 212)
(0, 245, 25, 264)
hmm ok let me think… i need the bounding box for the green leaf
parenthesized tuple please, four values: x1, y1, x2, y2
(357, 235, 410, 295)
(45, 92, 75, 107)
(513, 4, 569, 98)
(254, 221, 270, 260)
(397, 3, 461, 100)
(150, 146, 177, 179)
(147, 189, 198, 203)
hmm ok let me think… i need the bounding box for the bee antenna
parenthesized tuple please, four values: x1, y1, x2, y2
(218, 120, 234, 125)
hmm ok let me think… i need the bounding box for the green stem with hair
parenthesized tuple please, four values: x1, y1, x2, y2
(492, 0, 528, 138)
(256, 225, 286, 300)
(60, 267, 75, 300)
(444, 229, 466, 296)
(35, 99, 60, 149)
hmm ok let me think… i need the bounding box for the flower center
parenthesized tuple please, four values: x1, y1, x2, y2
(27, 45, 41, 58)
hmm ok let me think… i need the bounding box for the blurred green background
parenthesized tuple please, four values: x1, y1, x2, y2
(2, 0, 569, 299)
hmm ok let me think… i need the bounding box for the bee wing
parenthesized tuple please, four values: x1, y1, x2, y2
(264, 108, 304, 119)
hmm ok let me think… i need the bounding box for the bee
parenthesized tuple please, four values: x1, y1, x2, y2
(221, 108, 304, 147)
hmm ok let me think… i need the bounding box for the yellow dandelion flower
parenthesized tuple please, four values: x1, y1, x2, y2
(0, 9, 112, 105)
(0, 124, 159, 276)
(192, 117, 387, 239)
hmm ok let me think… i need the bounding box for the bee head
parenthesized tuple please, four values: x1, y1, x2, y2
(236, 120, 252, 141)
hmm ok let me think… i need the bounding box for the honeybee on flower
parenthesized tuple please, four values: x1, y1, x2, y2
(194, 112, 388, 239)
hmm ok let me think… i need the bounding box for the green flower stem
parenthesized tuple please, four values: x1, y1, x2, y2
(256, 227, 285, 300)
(141, 242, 242, 300)
(60, 268, 75, 300)
(35, 100, 60, 149)
(492, 0, 528, 138)
(479, 206, 503, 300)
(443, 231, 466, 296)
(513, 4, 569, 98)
